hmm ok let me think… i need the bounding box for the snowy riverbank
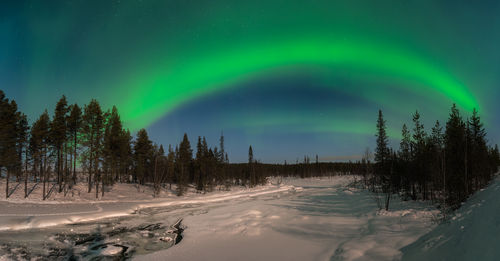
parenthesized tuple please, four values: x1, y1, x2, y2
(0, 176, 445, 260)
(136, 176, 439, 261)
(0, 180, 294, 231)
(402, 175, 500, 261)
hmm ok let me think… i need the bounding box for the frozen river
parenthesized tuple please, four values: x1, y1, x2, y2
(0, 177, 438, 260)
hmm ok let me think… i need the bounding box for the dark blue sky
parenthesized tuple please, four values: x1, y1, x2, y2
(1, 0, 499, 162)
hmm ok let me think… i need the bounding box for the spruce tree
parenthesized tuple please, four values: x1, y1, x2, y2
(374, 110, 393, 209)
(412, 110, 428, 199)
(430, 120, 444, 201)
(468, 108, 488, 189)
(195, 137, 205, 191)
(248, 145, 255, 187)
(177, 133, 192, 196)
(399, 124, 411, 162)
(119, 129, 133, 182)
(445, 104, 466, 205)
(399, 124, 411, 197)
(166, 144, 175, 189)
(103, 106, 123, 183)
(134, 128, 152, 185)
(375, 110, 389, 164)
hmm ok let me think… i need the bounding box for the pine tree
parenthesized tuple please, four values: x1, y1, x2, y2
(202, 137, 209, 190)
(67, 104, 82, 186)
(468, 108, 489, 190)
(375, 110, 389, 164)
(490, 145, 500, 172)
(16, 113, 29, 198)
(445, 104, 466, 206)
(248, 145, 255, 187)
(51, 95, 69, 193)
(134, 128, 152, 185)
(399, 124, 411, 162)
(431, 121, 444, 148)
(412, 110, 428, 199)
(219, 132, 225, 163)
(82, 99, 104, 195)
(430, 120, 444, 201)
(103, 106, 123, 185)
(195, 136, 205, 191)
(399, 124, 411, 197)
(30, 111, 50, 200)
(219, 132, 227, 188)
(119, 129, 133, 183)
(248, 145, 254, 163)
(0, 94, 20, 198)
(166, 144, 175, 189)
(374, 110, 393, 209)
(177, 133, 192, 196)
(207, 147, 216, 191)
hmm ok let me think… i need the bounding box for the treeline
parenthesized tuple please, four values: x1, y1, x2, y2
(373, 104, 500, 210)
(239, 156, 373, 179)
(0, 91, 268, 199)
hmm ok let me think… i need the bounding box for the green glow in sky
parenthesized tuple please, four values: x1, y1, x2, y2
(4, 0, 499, 161)
(119, 37, 479, 131)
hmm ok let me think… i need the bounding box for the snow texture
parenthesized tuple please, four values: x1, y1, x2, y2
(136, 176, 438, 261)
(402, 175, 500, 261)
(0, 181, 292, 231)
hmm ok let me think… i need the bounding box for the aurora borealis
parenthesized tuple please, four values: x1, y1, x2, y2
(1, 0, 499, 162)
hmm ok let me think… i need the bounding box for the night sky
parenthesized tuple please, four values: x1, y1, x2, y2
(1, 0, 499, 162)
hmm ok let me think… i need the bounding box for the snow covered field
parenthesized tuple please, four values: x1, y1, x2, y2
(137, 176, 439, 261)
(0, 176, 441, 260)
(0, 181, 292, 231)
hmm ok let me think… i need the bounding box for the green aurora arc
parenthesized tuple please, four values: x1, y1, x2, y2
(4, 0, 499, 162)
(119, 37, 479, 132)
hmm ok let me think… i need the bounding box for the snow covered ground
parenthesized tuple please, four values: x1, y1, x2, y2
(136, 176, 439, 261)
(0, 181, 291, 231)
(402, 175, 500, 261)
(0, 176, 442, 260)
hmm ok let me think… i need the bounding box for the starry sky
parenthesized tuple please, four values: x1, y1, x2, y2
(1, 0, 499, 162)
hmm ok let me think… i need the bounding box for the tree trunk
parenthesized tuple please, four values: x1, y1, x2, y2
(57, 147, 61, 193)
(42, 151, 46, 200)
(88, 141, 93, 193)
(102, 170, 105, 198)
(96, 170, 99, 199)
(5, 169, 9, 199)
(73, 132, 77, 186)
(24, 149, 28, 198)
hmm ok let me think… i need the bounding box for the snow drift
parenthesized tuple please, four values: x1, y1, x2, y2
(402, 175, 500, 261)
